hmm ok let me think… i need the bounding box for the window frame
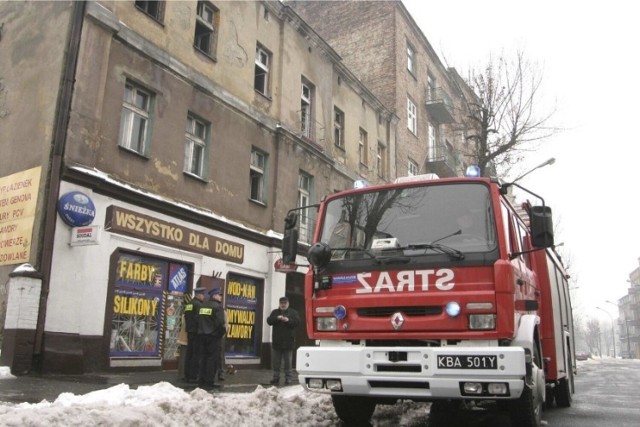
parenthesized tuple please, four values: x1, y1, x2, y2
(407, 97, 417, 135)
(334, 107, 345, 149)
(118, 80, 153, 156)
(408, 159, 419, 176)
(249, 148, 268, 204)
(184, 113, 209, 179)
(377, 142, 387, 178)
(297, 171, 313, 243)
(254, 44, 271, 96)
(194, 1, 219, 59)
(135, 0, 165, 22)
(359, 128, 368, 167)
(407, 43, 416, 75)
(301, 80, 313, 138)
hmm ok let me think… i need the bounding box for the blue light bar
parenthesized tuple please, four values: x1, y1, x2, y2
(354, 180, 368, 189)
(465, 166, 481, 177)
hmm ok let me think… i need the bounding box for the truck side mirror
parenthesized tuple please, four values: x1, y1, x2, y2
(282, 213, 298, 264)
(530, 205, 554, 248)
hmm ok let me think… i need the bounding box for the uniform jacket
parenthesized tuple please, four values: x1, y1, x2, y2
(267, 307, 300, 350)
(197, 299, 226, 337)
(183, 298, 202, 334)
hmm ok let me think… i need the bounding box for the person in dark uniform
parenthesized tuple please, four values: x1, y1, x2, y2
(197, 288, 226, 389)
(267, 296, 300, 385)
(182, 287, 207, 383)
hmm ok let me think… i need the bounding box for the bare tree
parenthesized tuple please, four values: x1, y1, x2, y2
(461, 50, 557, 178)
(584, 318, 602, 356)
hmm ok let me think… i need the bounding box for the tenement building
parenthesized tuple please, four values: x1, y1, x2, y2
(1, 1, 479, 375)
(0, 1, 397, 374)
(290, 0, 479, 178)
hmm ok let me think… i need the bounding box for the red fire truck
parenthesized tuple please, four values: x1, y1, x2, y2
(282, 173, 575, 427)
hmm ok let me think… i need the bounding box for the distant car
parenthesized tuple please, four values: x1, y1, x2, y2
(575, 351, 591, 361)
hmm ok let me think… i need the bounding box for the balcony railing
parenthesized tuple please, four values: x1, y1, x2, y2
(424, 141, 459, 177)
(296, 112, 325, 149)
(425, 87, 455, 124)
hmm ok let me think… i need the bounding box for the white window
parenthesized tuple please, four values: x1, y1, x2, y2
(334, 107, 345, 148)
(377, 143, 386, 178)
(427, 73, 436, 101)
(428, 123, 437, 160)
(254, 45, 270, 96)
(407, 98, 417, 135)
(301, 81, 313, 138)
(184, 114, 208, 177)
(359, 128, 368, 166)
(298, 172, 313, 243)
(194, 1, 218, 57)
(407, 44, 415, 74)
(408, 159, 419, 176)
(250, 149, 267, 203)
(118, 81, 152, 154)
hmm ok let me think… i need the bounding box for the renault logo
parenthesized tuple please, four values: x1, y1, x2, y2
(390, 312, 404, 330)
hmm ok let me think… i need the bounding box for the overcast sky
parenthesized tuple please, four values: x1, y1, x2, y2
(402, 0, 640, 321)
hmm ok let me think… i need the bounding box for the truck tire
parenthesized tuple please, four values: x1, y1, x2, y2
(508, 345, 544, 427)
(555, 353, 573, 407)
(331, 395, 376, 425)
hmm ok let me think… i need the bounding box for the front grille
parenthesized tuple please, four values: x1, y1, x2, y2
(369, 380, 430, 389)
(376, 364, 422, 373)
(357, 306, 442, 317)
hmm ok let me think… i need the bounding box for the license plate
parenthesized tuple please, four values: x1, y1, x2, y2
(437, 355, 498, 369)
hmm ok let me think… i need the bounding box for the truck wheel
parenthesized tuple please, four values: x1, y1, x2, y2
(508, 345, 544, 427)
(555, 354, 573, 407)
(331, 395, 376, 425)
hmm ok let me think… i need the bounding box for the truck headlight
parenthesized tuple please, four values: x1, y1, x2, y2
(316, 317, 337, 331)
(469, 314, 496, 330)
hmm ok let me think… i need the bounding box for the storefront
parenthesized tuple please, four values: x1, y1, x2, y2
(40, 179, 286, 373)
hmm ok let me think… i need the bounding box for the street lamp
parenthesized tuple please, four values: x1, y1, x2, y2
(512, 157, 556, 183)
(607, 299, 632, 358)
(596, 306, 616, 358)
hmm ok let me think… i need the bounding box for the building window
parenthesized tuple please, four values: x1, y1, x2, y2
(118, 81, 153, 155)
(407, 98, 417, 135)
(377, 143, 386, 178)
(427, 73, 436, 101)
(298, 171, 313, 243)
(334, 107, 345, 149)
(428, 123, 437, 160)
(135, 0, 165, 21)
(194, 1, 219, 58)
(184, 114, 208, 178)
(250, 149, 267, 204)
(408, 159, 419, 176)
(254, 44, 271, 96)
(301, 80, 314, 139)
(359, 128, 368, 166)
(407, 43, 416, 75)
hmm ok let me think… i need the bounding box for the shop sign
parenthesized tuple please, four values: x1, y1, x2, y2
(224, 273, 262, 357)
(70, 225, 101, 246)
(57, 191, 96, 227)
(105, 205, 244, 263)
(0, 166, 41, 266)
(274, 258, 297, 273)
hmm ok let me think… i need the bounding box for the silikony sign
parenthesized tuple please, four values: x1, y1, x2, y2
(57, 191, 96, 227)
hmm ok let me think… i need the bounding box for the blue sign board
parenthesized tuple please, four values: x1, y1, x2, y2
(57, 191, 96, 227)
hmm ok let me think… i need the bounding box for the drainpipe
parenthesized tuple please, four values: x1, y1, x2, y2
(34, 0, 86, 368)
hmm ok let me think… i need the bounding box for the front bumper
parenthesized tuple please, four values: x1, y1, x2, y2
(297, 344, 526, 400)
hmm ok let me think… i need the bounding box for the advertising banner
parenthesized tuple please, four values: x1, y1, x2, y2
(225, 273, 262, 357)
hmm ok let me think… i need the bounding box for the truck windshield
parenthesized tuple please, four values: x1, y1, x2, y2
(320, 183, 497, 260)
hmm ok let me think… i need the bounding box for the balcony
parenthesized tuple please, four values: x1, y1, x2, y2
(425, 87, 455, 124)
(424, 142, 459, 178)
